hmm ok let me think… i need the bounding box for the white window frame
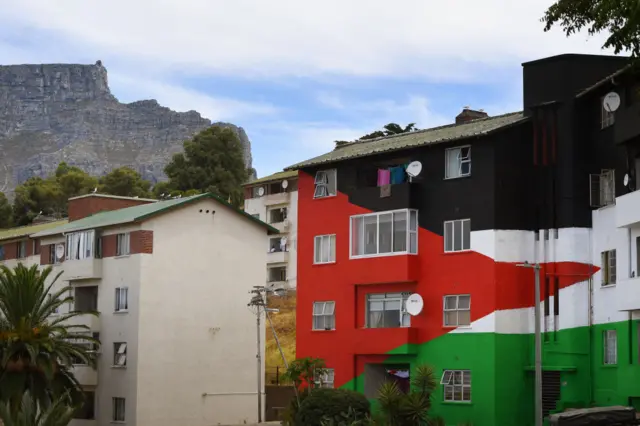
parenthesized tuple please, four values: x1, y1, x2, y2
(116, 233, 130, 257)
(16, 240, 27, 259)
(601, 249, 616, 286)
(112, 397, 125, 422)
(314, 234, 336, 264)
(65, 230, 96, 261)
(366, 292, 411, 328)
(601, 97, 615, 129)
(314, 368, 335, 388)
(113, 342, 127, 367)
(444, 219, 471, 253)
(604, 330, 617, 365)
(115, 287, 128, 312)
(443, 295, 471, 327)
(445, 146, 471, 179)
(314, 169, 337, 199)
(349, 209, 418, 259)
(312, 301, 336, 331)
(440, 370, 471, 402)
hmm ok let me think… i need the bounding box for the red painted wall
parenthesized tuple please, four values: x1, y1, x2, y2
(296, 171, 597, 388)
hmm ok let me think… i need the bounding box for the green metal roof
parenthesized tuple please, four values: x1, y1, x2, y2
(0, 220, 69, 242)
(285, 111, 526, 170)
(243, 170, 298, 186)
(32, 193, 279, 238)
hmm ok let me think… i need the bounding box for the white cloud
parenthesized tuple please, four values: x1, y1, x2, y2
(1, 0, 616, 81)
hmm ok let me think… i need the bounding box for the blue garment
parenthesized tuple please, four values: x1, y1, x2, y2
(390, 166, 406, 184)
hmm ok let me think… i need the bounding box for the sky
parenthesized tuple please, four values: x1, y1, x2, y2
(0, 0, 617, 178)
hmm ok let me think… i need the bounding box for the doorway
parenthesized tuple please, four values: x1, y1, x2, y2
(364, 363, 411, 398)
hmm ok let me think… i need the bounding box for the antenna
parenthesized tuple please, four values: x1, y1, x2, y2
(406, 161, 422, 182)
(282, 180, 289, 189)
(405, 293, 424, 316)
(257, 187, 265, 196)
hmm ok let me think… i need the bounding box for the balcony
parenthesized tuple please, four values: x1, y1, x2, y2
(352, 327, 419, 355)
(63, 258, 102, 281)
(349, 182, 420, 212)
(267, 250, 289, 264)
(617, 276, 640, 311)
(615, 190, 640, 228)
(71, 364, 97, 386)
(66, 313, 100, 332)
(269, 220, 290, 233)
(614, 103, 640, 145)
(263, 191, 290, 206)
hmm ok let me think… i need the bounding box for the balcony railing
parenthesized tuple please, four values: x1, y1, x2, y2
(71, 364, 97, 386)
(352, 326, 419, 355)
(617, 276, 640, 311)
(614, 102, 640, 145)
(63, 258, 102, 281)
(349, 182, 420, 212)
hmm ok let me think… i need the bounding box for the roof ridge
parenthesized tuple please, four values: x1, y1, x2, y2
(0, 219, 67, 233)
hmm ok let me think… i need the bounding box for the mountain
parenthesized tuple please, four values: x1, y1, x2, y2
(0, 61, 256, 195)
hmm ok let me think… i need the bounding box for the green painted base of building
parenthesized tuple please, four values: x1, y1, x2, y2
(340, 320, 640, 426)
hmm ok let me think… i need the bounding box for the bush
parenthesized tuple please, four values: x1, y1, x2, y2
(295, 388, 370, 426)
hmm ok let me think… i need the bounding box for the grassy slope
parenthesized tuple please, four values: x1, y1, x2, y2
(265, 291, 297, 381)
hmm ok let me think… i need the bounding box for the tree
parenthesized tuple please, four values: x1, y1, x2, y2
(164, 126, 248, 207)
(0, 264, 99, 411)
(0, 390, 78, 426)
(55, 163, 97, 202)
(542, 0, 640, 57)
(99, 167, 151, 198)
(359, 123, 418, 141)
(0, 192, 12, 229)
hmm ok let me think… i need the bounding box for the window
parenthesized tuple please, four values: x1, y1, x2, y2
(351, 209, 418, 258)
(312, 301, 335, 330)
(16, 240, 26, 259)
(268, 266, 287, 282)
(443, 295, 471, 327)
(251, 213, 260, 220)
(269, 236, 288, 252)
(441, 370, 471, 402)
(590, 169, 615, 208)
(95, 237, 103, 259)
(367, 293, 411, 328)
(314, 235, 336, 264)
(116, 233, 130, 256)
(445, 146, 471, 179)
(601, 97, 615, 129)
(73, 391, 95, 420)
(444, 219, 471, 252)
(33, 240, 40, 255)
(113, 342, 127, 367)
(269, 208, 287, 224)
(0, 245, 4, 261)
(112, 397, 125, 422)
(604, 330, 617, 365)
(314, 368, 335, 388)
(65, 230, 96, 260)
(314, 169, 337, 198)
(601, 250, 616, 286)
(115, 287, 128, 312)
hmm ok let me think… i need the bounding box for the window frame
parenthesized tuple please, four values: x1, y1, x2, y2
(366, 292, 411, 329)
(312, 301, 336, 331)
(116, 233, 130, 257)
(601, 249, 617, 286)
(314, 234, 336, 264)
(601, 97, 615, 129)
(349, 209, 419, 259)
(65, 230, 96, 261)
(443, 219, 471, 253)
(112, 397, 126, 423)
(604, 329, 617, 365)
(313, 169, 337, 199)
(314, 368, 335, 388)
(113, 342, 127, 367)
(445, 146, 472, 179)
(443, 295, 471, 328)
(440, 369, 472, 402)
(115, 287, 129, 312)
(16, 240, 27, 259)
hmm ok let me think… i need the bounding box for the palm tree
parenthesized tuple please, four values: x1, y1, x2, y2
(0, 264, 99, 412)
(0, 390, 79, 426)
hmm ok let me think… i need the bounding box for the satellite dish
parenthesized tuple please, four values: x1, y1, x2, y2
(257, 187, 265, 196)
(55, 244, 65, 260)
(406, 161, 422, 178)
(624, 173, 630, 187)
(405, 293, 424, 316)
(603, 92, 621, 113)
(282, 180, 289, 189)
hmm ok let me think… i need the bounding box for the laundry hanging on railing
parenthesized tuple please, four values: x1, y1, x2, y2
(377, 165, 407, 186)
(377, 169, 391, 186)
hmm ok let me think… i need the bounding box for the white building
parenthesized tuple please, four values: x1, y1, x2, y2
(1, 193, 276, 426)
(243, 170, 298, 290)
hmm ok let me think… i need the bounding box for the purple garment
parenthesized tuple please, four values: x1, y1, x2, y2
(377, 169, 391, 186)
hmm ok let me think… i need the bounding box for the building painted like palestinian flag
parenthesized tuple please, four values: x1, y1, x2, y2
(286, 53, 640, 426)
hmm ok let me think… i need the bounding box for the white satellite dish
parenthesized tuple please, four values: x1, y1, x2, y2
(406, 161, 422, 178)
(257, 187, 265, 196)
(282, 180, 289, 189)
(405, 293, 424, 316)
(624, 173, 630, 187)
(55, 244, 65, 260)
(603, 92, 621, 113)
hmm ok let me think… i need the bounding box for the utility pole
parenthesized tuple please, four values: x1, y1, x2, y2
(517, 261, 543, 426)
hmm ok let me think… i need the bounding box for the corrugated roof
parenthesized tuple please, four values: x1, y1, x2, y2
(32, 193, 278, 238)
(0, 220, 68, 242)
(285, 111, 526, 170)
(576, 64, 632, 98)
(243, 170, 298, 186)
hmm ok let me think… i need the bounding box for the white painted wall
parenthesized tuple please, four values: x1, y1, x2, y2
(135, 198, 268, 426)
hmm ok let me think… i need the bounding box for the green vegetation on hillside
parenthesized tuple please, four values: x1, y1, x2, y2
(265, 291, 296, 374)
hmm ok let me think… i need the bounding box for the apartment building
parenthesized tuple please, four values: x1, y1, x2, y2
(286, 54, 640, 426)
(243, 170, 298, 290)
(0, 193, 277, 426)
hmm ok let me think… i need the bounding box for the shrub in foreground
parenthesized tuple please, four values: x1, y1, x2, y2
(295, 388, 370, 426)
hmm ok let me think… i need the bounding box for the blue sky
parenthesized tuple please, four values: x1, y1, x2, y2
(0, 0, 615, 178)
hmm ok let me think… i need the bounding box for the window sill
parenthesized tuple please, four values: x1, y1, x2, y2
(601, 284, 616, 289)
(114, 310, 129, 315)
(350, 251, 417, 260)
(311, 329, 336, 332)
(443, 175, 471, 181)
(441, 401, 473, 406)
(446, 325, 472, 330)
(313, 194, 337, 200)
(313, 261, 336, 266)
(111, 365, 127, 369)
(601, 364, 618, 368)
(115, 254, 131, 259)
(443, 249, 472, 255)
(110, 422, 126, 424)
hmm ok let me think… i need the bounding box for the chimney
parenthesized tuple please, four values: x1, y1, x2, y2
(67, 194, 156, 221)
(455, 107, 488, 124)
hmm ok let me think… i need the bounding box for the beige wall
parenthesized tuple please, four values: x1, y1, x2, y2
(135, 198, 267, 426)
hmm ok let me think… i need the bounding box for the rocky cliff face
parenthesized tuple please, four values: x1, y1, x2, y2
(0, 61, 255, 195)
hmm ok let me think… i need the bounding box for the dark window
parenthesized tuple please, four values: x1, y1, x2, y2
(73, 391, 95, 420)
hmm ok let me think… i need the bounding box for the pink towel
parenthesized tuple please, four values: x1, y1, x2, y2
(377, 169, 391, 186)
